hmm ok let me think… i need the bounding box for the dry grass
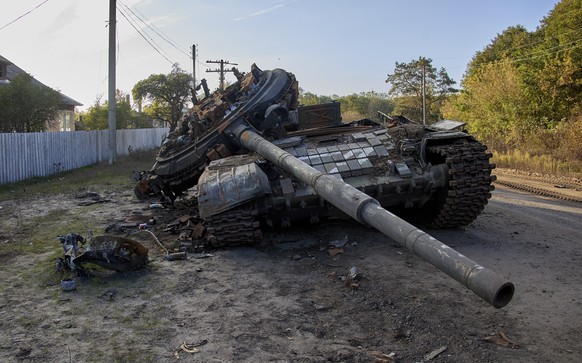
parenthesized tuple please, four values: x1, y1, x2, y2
(492, 149, 582, 179)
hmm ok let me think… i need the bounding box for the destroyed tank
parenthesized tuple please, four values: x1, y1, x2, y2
(136, 64, 514, 308)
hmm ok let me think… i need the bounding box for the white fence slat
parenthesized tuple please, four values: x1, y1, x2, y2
(0, 128, 169, 185)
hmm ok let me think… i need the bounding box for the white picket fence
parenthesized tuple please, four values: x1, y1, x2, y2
(0, 128, 169, 185)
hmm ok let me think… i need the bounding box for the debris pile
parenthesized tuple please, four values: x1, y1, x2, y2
(163, 214, 207, 252)
(56, 232, 149, 275)
(105, 210, 156, 234)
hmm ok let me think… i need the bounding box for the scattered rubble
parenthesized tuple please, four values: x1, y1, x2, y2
(56, 232, 148, 275)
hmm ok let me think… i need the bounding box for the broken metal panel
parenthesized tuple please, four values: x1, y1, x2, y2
(198, 161, 271, 218)
(77, 235, 149, 272)
(431, 119, 467, 131)
(57, 233, 148, 273)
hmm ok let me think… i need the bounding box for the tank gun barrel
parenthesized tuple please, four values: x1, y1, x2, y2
(229, 123, 514, 308)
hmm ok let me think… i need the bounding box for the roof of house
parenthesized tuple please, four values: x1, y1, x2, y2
(0, 54, 82, 107)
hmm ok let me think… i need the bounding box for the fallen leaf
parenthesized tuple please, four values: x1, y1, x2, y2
(328, 248, 344, 257)
(483, 330, 519, 348)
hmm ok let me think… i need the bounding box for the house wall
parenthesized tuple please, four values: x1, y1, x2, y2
(57, 110, 75, 131)
(46, 105, 77, 132)
(0, 128, 169, 185)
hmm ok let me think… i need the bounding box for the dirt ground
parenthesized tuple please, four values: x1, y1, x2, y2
(0, 169, 581, 363)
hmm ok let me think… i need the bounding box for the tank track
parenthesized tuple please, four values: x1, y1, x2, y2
(425, 140, 496, 228)
(206, 206, 263, 247)
(494, 178, 582, 203)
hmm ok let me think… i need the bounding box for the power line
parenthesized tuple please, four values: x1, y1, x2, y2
(0, 0, 49, 31)
(117, 0, 191, 59)
(117, 3, 174, 63)
(473, 38, 582, 72)
(117, 4, 175, 65)
(488, 27, 582, 56)
(434, 28, 582, 67)
(511, 38, 582, 61)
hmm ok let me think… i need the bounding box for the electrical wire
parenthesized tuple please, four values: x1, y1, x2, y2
(484, 27, 582, 56)
(116, 0, 224, 73)
(0, 0, 49, 30)
(118, 4, 175, 63)
(435, 28, 582, 70)
(117, 5, 175, 65)
(117, 0, 192, 59)
(472, 38, 582, 71)
(510, 38, 582, 61)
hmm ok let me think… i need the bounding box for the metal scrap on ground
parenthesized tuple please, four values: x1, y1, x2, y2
(56, 233, 148, 275)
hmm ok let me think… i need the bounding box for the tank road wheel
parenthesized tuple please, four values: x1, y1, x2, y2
(422, 140, 496, 228)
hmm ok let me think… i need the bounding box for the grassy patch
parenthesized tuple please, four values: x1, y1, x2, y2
(0, 150, 158, 287)
(2, 204, 106, 255)
(0, 150, 156, 201)
(492, 149, 582, 179)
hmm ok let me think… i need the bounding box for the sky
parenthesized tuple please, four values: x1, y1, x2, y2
(1, 0, 559, 111)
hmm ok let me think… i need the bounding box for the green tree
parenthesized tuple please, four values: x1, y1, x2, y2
(82, 97, 109, 130)
(298, 90, 393, 122)
(298, 89, 335, 106)
(533, 0, 582, 125)
(465, 26, 535, 79)
(132, 64, 192, 132)
(385, 57, 456, 123)
(340, 92, 393, 120)
(443, 61, 528, 151)
(448, 0, 582, 157)
(0, 73, 62, 132)
(81, 91, 152, 130)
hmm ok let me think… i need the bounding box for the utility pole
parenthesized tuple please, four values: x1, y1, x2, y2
(191, 44, 197, 104)
(108, 0, 117, 164)
(192, 44, 196, 89)
(421, 62, 426, 125)
(206, 59, 238, 90)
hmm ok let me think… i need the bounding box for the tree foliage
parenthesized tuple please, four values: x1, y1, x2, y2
(80, 91, 151, 131)
(0, 73, 62, 132)
(464, 25, 535, 79)
(298, 90, 393, 122)
(444, 0, 582, 161)
(442, 62, 528, 152)
(132, 64, 192, 132)
(385, 57, 456, 122)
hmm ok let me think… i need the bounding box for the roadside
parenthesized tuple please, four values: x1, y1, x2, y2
(0, 164, 580, 362)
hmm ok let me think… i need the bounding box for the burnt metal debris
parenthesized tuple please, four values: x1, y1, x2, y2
(135, 64, 514, 308)
(57, 233, 148, 275)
